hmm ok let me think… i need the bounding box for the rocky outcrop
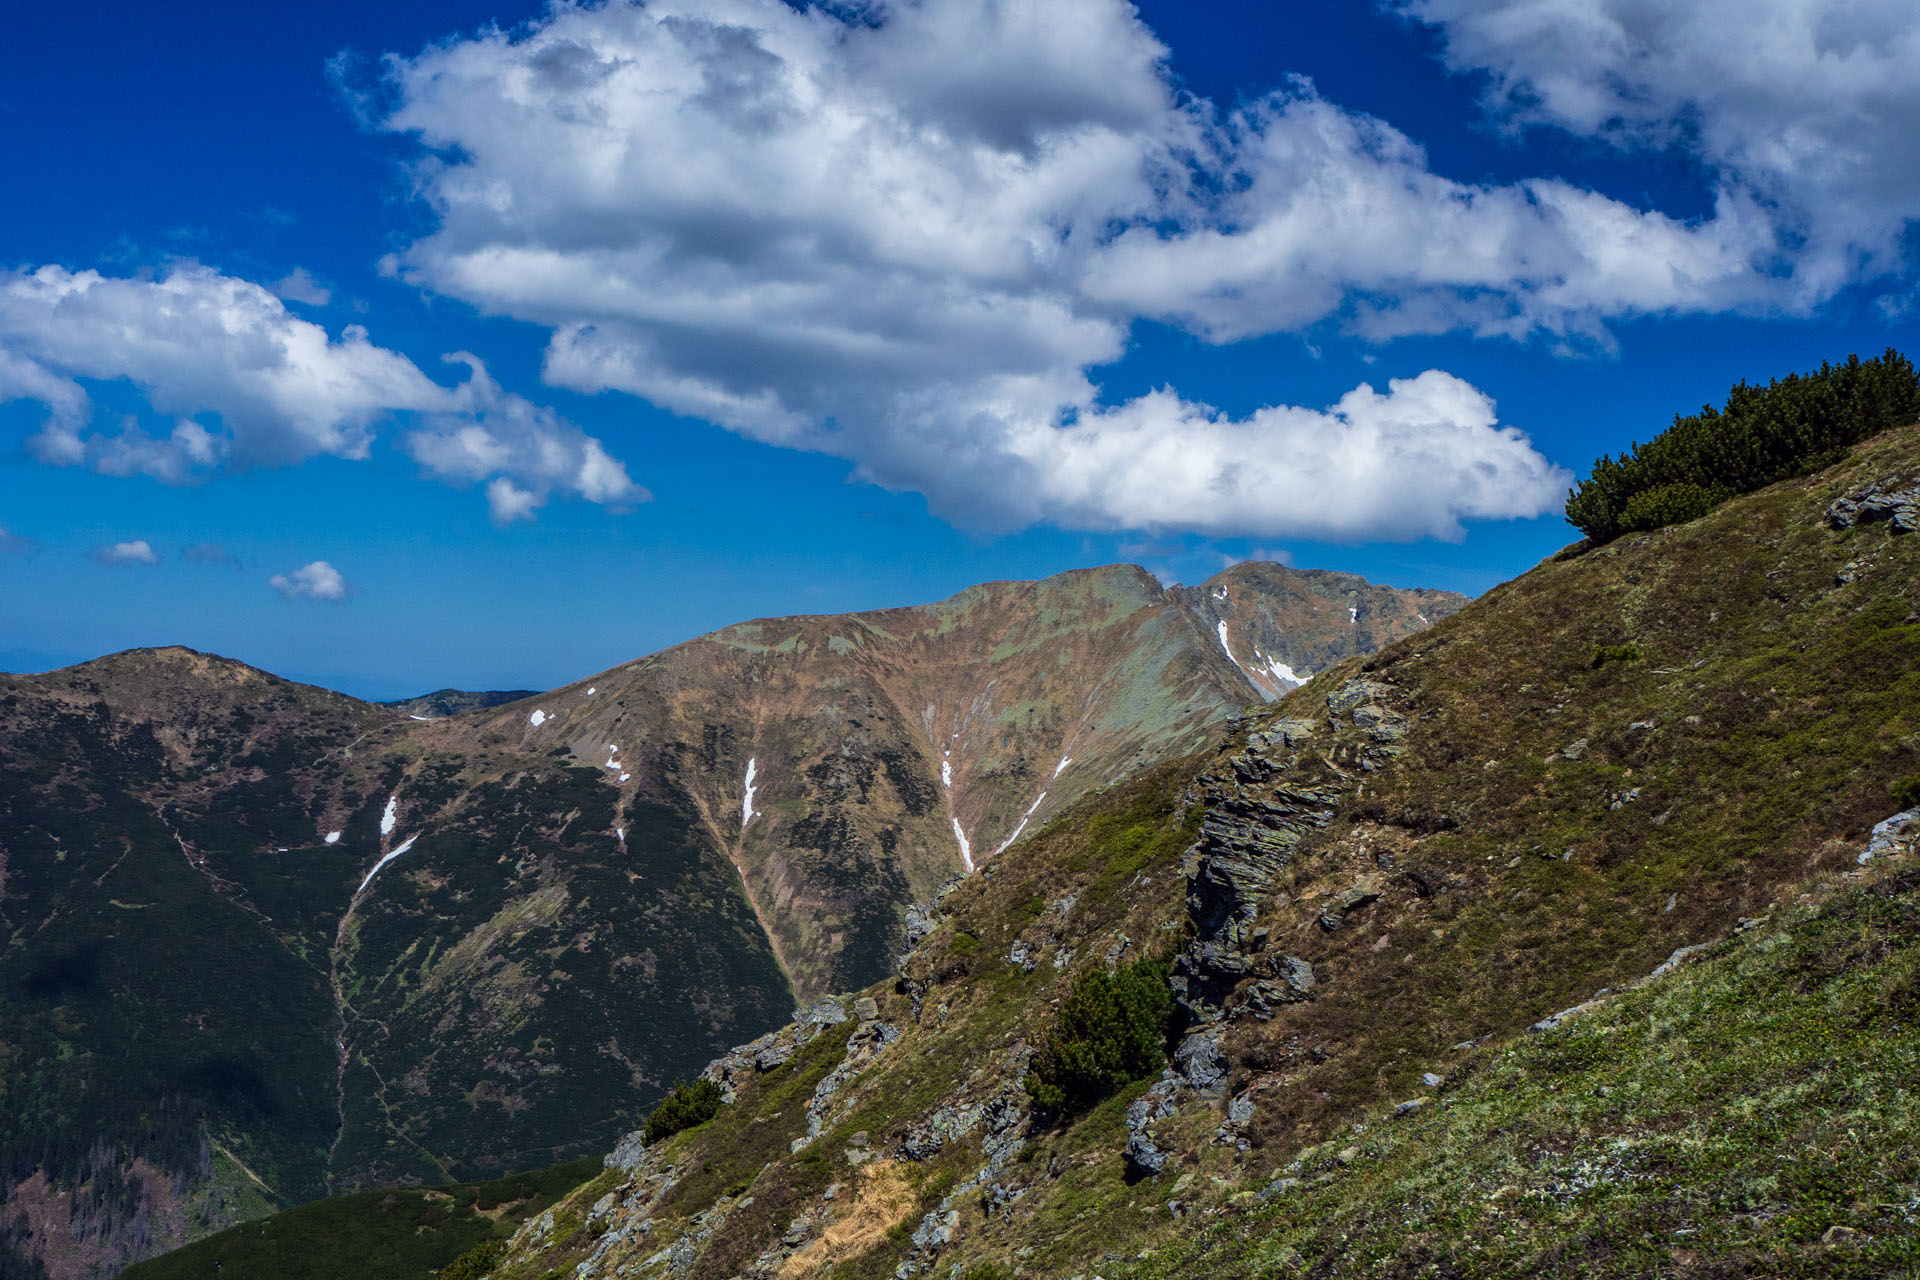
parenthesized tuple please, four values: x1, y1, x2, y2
(702, 999, 852, 1101)
(1171, 678, 1404, 1024)
(1825, 481, 1920, 533)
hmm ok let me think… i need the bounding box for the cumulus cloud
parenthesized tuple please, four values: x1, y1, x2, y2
(270, 560, 351, 601)
(92, 539, 160, 566)
(406, 354, 650, 524)
(0, 263, 644, 519)
(364, 0, 1845, 540)
(1405, 0, 1920, 299)
(270, 267, 333, 306)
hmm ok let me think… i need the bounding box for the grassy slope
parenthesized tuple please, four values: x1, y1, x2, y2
(478, 427, 1920, 1280)
(1127, 862, 1920, 1279)
(117, 1157, 600, 1280)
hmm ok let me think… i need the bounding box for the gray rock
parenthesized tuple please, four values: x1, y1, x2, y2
(898, 1101, 984, 1161)
(1860, 808, 1919, 864)
(1173, 1027, 1228, 1093)
(1317, 882, 1382, 932)
(1650, 942, 1712, 979)
(852, 995, 881, 1022)
(1326, 679, 1391, 718)
(799, 998, 851, 1029)
(1008, 942, 1035, 972)
(1124, 1128, 1169, 1178)
(1826, 482, 1920, 533)
(754, 1038, 795, 1071)
(606, 1128, 649, 1171)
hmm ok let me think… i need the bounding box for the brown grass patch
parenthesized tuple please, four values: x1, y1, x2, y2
(777, 1160, 917, 1278)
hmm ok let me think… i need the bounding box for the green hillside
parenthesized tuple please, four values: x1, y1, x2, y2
(118, 1157, 599, 1280)
(466, 422, 1920, 1280)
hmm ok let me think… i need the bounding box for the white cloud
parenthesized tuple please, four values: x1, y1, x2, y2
(270, 560, 351, 601)
(363, 0, 1822, 540)
(406, 354, 650, 524)
(0, 525, 36, 555)
(0, 263, 644, 520)
(92, 539, 160, 566)
(271, 267, 333, 307)
(1405, 0, 1920, 300)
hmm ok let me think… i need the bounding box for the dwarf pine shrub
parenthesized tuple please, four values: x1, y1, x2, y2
(643, 1078, 724, 1144)
(1028, 956, 1173, 1118)
(1565, 349, 1920, 543)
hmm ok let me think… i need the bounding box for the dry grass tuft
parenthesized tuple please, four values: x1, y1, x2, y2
(778, 1160, 917, 1278)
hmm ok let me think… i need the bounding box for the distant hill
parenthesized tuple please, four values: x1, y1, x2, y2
(380, 688, 539, 718)
(0, 561, 1455, 1276)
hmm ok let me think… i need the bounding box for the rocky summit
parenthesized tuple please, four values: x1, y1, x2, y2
(222, 423, 1917, 1280)
(0, 560, 1452, 1278)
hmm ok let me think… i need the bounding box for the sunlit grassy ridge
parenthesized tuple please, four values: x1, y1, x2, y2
(471, 425, 1918, 1280)
(1124, 864, 1920, 1278)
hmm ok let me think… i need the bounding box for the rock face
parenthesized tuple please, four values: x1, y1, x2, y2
(1169, 677, 1407, 1025)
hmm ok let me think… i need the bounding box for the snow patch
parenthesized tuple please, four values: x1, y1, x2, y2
(357, 833, 419, 894)
(1260, 654, 1306, 688)
(324, 831, 341, 845)
(993, 790, 1051, 858)
(1216, 619, 1260, 683)
(587, 687, 597, 696)
(616, 826, 625, 843)
(1348, 607, 1358, 624)
(1053, 756, 1071, 778)
(410, 714, 431, 721)
(952, 818, 974, 873)
(529, 708, 548, 727)
(742, 757, 760, 828)
(1213, 587, 1229, 601)
(379, 795, 398, 837)
(619, 772, 630, 783)
(941, 759, 953, 789)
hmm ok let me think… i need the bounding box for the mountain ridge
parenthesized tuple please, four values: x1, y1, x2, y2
(0, 559, 1457, 1278)
(391, 424, 1920, 1280)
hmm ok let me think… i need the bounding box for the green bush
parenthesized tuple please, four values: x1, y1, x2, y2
(1565, 349, 1920, 543)
(1618, 481, 1726, 534)
(438, 1239, 506, 1280)
(1590, 643, 1642, 669)
(643, 1078, 724, 1145)
(1893, 776, 1920, 811)
(1028, 956, 1173, 1118)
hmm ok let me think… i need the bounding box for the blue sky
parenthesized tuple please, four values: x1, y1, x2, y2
(3, 0, 1917, 698)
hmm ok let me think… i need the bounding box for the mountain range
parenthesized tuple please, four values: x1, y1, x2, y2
(0, 560, 1458, 1278)
(117, 421, 1920, 1280)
